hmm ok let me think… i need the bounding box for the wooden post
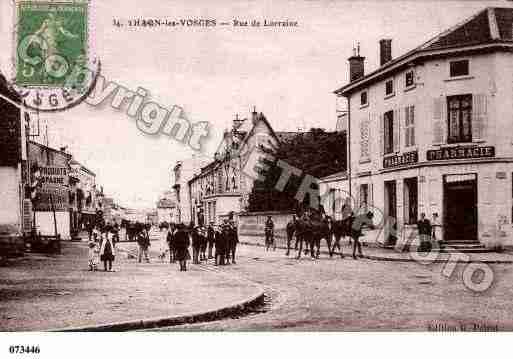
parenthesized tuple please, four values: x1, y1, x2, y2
(49, 194, 58, 238)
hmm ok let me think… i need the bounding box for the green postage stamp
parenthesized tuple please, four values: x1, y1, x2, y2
(15, 1, 88, 87)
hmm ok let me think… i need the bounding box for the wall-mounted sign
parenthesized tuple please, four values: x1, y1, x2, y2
(383, 151, 418, 169)
(427, 146, 495, 161)
(33, 166, 69, 212)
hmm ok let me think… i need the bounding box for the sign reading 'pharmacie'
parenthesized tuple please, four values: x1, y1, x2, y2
(383, 151, 418, 169)
(427, 146, 495, 161)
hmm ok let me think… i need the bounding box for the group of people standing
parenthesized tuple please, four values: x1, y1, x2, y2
(162, 220, 239, 271)
(88, 225, 117, 272)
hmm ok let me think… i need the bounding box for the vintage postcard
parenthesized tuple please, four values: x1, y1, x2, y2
(1, 0, 512, 356)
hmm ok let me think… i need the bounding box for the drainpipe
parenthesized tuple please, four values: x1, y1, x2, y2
(346, 96, 351, 203)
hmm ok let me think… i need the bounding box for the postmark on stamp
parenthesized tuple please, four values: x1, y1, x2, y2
(12, 0, 100, 112)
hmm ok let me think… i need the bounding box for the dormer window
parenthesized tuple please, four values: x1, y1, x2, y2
(360, 91, 368, 107)
(449, 60, 469, 77)
(385, 79, 394, 97)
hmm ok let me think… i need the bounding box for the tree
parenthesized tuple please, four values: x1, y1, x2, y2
(247, 128, 347, 213)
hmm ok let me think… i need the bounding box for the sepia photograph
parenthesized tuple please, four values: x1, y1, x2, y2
(1, 0, 513, 354)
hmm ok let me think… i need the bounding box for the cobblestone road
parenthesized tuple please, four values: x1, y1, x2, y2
(154, 244, 513, 331)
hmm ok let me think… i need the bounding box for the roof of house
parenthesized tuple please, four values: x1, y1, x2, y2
(335, 7, 513, 96)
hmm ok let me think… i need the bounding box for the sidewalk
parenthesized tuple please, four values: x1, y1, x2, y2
(239, 236, 513, 264)
(0, 242, 263, 331)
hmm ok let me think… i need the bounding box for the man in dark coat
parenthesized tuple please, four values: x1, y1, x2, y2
(214, 226, 226, 266)
(166, 226, 175, 263)
(174, 224, 190, 271)
(191, 226, 202, 264)
(417, 213, 432, 252)
(207, 222, 215, 259)
(224, 220, 238, 264)
(137, 227, 150, 263)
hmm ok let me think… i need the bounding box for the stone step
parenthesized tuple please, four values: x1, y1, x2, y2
(436, 247, 494, 253)
(439, 240, 481, 245)
(442, 244, 486, 249)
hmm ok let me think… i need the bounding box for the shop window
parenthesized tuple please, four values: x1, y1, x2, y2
(447, 94, 472, 143)
(383, 110, 394, 154)
(404, 177, 418, 225)
(450, 60, 469, 77)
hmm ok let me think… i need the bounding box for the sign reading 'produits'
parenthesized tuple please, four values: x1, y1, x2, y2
(427, 146, 495, 161)
(33, 166, 69, 212)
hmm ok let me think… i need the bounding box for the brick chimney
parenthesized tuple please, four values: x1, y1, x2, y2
(232, 114, 245, 130)
(348, 43, 365, 82)
(379, 39, 392, 66)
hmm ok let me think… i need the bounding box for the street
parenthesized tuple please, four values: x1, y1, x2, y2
(154, 243, 513, 331)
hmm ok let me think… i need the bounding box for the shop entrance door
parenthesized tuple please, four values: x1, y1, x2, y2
(443, 174, 477, 242)
(384, 180, 397, 245)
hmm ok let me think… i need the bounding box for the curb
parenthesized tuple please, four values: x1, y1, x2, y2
(51, 287, 265, 332)
(239, 241, 513, 264)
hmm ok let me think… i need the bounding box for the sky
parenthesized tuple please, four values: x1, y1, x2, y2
(1, 0, 511, 209)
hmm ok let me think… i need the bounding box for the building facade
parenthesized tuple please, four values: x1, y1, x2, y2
(28, 141, 72, 239)
(324, 7, 513, 248)
(0, 74, 25, 255)
(69, 160, 99, 234)
(172, 155, 211, 224)
(188, 110, 281, 225)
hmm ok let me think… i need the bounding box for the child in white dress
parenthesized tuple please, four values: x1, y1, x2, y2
(88, 239, 99, 271)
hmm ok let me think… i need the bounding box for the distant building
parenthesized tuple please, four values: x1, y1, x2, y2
(69, 159, 99, 233)
(188, 109, 284, 225)
(172, 155, 211, 224)
(156, 196, 176, 224)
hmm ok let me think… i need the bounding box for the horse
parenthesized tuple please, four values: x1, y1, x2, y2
(308, 216, 333, 258)
(349, 211, 375, 259)
(294, 216, 315, 259)
(329, 216, 353, 258)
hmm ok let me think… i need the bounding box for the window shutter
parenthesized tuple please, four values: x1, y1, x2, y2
(433, 98, 443, 144)
(369, 183, 374, 208)
(368, 113, 372, 159)
(393, 109, 400, 152)
(410, 106, 415, 146)
(404, 107, 410, 147)
(379, 114, 384, 156)
(472, 94, 487, 141)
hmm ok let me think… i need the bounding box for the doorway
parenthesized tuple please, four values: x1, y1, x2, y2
(384, 180, 397, 245)
(443, 174, 478, 242)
